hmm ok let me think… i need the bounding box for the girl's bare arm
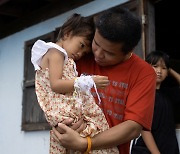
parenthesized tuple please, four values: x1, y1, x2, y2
(47, 49, 110, 94)
(141, 131, 160, 154)
(48, 49, 75, 94)
(169, 68, 180, 85)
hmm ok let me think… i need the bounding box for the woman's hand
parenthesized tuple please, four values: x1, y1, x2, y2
(53, 123, 87, 151)
(93, 75, 109, 89)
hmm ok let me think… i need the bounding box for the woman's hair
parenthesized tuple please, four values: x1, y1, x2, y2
(145, 50, 170, 69)
(94, 7, 142, 54)
(57, 13, 95, 44)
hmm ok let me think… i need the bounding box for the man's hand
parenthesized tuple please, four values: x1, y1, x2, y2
(56, 118, 86, 134)
(53, 123, 87, 151)
(71, 119, 86, 133)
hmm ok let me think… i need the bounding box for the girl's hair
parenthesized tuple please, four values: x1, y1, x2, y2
(146, 51, 170, 69)
(57, 13, 95, 44)
(94, 7, 142, 54)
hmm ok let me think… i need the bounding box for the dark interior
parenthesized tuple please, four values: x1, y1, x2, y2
(155, 0, 180, 60)
(155, 0, 180, 125)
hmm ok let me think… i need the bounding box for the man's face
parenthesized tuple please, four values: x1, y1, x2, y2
(92, 29, 129, 66)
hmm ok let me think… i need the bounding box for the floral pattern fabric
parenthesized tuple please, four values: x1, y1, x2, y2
(34, 41, 119, 154)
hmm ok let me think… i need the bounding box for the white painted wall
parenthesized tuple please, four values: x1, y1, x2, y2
(0, 0, 129, 154)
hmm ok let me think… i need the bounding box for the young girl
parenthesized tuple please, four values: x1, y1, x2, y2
(31, 13, 119, 154)
(131, 51, 180, 154)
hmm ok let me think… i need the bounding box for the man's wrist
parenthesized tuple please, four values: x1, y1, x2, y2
(79, 137, 89, 152)
(84, 136, 92, 154)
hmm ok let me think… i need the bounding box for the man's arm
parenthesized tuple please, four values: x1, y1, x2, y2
(91, 120, 142, 150)
(53, 120, 142, 152)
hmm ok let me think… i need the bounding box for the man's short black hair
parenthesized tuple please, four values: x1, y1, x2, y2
(95, 7, 142, 54)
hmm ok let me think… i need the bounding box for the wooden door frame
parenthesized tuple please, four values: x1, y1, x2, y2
(122, 0, 156, 59)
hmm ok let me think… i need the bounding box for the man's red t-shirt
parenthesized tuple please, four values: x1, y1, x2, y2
(76, 53, 156, 154)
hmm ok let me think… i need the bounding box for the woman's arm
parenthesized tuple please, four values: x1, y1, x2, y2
(141, 131, 160, 154)
(169, 68, 180, 85)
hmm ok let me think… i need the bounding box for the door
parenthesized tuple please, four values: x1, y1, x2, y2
(121, 0, 155, 59)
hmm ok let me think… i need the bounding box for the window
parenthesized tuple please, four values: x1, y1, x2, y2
(22, 31, 58, 131)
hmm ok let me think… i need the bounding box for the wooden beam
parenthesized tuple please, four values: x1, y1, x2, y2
(0, 7, 22, 17)
(0, 0, 10, 5)
(0, 0, 94, 39)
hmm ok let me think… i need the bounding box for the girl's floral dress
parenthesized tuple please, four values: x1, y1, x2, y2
(31, 40, 119, 154)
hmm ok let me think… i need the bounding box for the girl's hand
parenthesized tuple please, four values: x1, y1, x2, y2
(92, 75, 109, 89)
(52, 123, 87, 151)
(169, 68, 180, 85)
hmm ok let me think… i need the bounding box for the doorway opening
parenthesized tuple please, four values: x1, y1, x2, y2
(155, 0, 180, 126)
